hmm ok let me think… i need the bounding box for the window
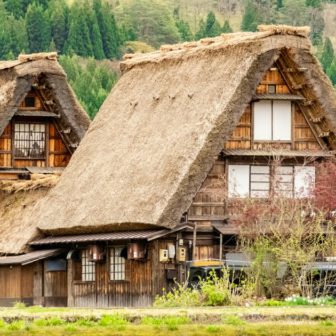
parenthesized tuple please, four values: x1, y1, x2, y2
(268, 85, 276, 94)
(250, 166, 270, 198)
(25, 97, 35, 107)
(47, 259, 66, 271)
(14, 123, 46, 158)
(82, 250, 95, 281)
(254, 100, 291, 141)
(229, 165, 315, 199)
(110, 247, 125, 280)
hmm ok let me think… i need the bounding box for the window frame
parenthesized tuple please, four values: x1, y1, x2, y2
(13, 121, 47, 159)
(228, 164, 315, 199)
(109, 246, 126, 282)
(253, 100, 292, 142)
(81, 249, 96, 282)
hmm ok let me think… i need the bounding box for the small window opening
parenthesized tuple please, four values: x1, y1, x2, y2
(25, 97, 35, 107)
(268, 85, 276, 94)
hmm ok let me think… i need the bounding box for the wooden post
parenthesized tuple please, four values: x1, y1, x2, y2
(192, 224, 197, 266)
(219, 234, 223, 267)
(33, 261, 44, 306)
(67, 260, 74, 307)
(153, 240, 159, 298)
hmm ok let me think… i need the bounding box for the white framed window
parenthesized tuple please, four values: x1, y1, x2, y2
(228, 165, 249, 198)
(250, 166, 270, 198)
(254, 100, 291, 141)
(82, 250, 95, 282)
(110, 247, 126, 281)
(229, 165, 315, 199)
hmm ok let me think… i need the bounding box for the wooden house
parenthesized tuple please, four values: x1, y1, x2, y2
(0, 52, 90, 305)
(1, 26, 336, 308)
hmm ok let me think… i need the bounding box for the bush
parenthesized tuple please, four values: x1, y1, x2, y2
(45, 316, 65, 326)
(64, 324, 78, 331)
(321, 321, 333, 326)
(8, 321, 25, 330)
(76, 318, 94, 327)
(207, 325, 221, 332)
(98, 314, 128, 327)
(0, 320, 4, 328)
(13, 301, 26, 309)
(222, 315, 246, 326)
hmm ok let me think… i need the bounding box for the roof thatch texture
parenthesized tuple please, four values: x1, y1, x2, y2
(0, 52, 90, 142)
(33, 26, 336, 235)
(0, 188, 52, 254)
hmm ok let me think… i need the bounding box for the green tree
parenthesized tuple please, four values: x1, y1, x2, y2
(327, 59, 336, 85)
(176, 20, 194, 42)
(280, 0, 307, 26)
(48, 38, 57, 51)
(276, 0, 283, 9)
(64, 3, 93, 57)
(120, 0, 179, 49)
(195, 18, 206, 40)
(241, 0, 259, 31)
(50, 7, 67, 52)
(306, 0, 322, 9)
(321, 37, 335, 72)
(7, 50, 15, 60)
(222, 20, 233, 34)
(205, 11, 216, 35)
(5, 0, 24, 19)
(26, 2, 50, 53)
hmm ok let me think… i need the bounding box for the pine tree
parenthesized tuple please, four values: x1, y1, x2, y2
(241, 0, 258, 31)
(7, 14, 21, 56)
(84, 0, 105, 60)
(195, 19, 206, 40)
(276, 0, 283, 10)
(321, 38, 335, 72)
(205, 11, 216, 36)
(48, 38, 57, 51)
(5, 0, 24, 20)
(306, 0, 322, 9)
(51, 8, 67, 52)
(26, 3, 45, 53)
(281, 0, 307, 26)
(14, 17, 29, 54)
(42, 9, 51, 51)
(176, 20, 194, 42)
(222, 20, 233, 34)
(327, 59, 336, 85)
(64, 4, 93, 57)
(7, 50, 15, 60)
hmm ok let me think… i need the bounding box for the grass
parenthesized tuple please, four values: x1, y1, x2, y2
(0, 321, 336, 335)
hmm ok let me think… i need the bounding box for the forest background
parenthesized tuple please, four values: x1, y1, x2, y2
(1, 0, 336, 119)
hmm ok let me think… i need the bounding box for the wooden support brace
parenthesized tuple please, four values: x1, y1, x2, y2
(301, 100, 314, 106)
(311, 117, 324, 123)
(319, 132, 332, 137)
(219, 234, 223, 267)
(292, 83, 304, 90)
(283, 68, 295, 73)
(192, 224, 197, 266)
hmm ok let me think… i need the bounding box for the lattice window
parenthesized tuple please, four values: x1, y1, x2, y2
(82, 250, 95, 281)
(14, 123, 46, 158)
(110, 247, 125, 280)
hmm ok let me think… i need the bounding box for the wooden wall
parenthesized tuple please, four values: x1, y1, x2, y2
(0, 264, 35, 306)
(49, 124, 71, 167)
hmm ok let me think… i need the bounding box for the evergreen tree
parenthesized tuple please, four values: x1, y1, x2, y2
(176, 20, 194, 42)
(327, 59, 336, 85)
(48, 38, 57, 51)
(5, 0, 24, 19)
(205, 11, 216, 35)
(306, 0, 322, 9)
(50, 8, 67, 52)
(15, 17, 29, 54)
(222, 20, 233, 34)
(280, 0, 307, 26)
(64, 4, 93, 57)
(321, 37, 335, 72)
(26, 2, 46, 53)
(241, 0, 259, 31)
(276, 0, 283, 9)
(7, 50, 15, 60)
(84, 0, 105, 60)
(42, 9, 51, 50)
(195, 19, 206, 40)
(208, 19, 221, 37)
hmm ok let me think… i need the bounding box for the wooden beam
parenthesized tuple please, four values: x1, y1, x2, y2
(67, 260, 74, 307)
(219, 234, 223, 267)
(192, 224, 197, 266)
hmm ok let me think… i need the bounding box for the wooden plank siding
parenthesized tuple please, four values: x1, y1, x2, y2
(49, 124, 71, 168)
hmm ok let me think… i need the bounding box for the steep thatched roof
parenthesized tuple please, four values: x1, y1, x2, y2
(0, 52, 90, 144)
(34, 25, 336, 235)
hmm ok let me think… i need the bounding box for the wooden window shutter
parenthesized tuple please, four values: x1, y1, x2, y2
(74, 260, 82, 281)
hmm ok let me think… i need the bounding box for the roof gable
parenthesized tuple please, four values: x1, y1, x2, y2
(33, 26, 336, 235)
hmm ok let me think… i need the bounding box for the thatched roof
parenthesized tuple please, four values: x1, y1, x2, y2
(33, 25, 336, 235)
(0, 52, 90, 144)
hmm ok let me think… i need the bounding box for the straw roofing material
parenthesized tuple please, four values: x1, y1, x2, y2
(0, 52, 90, 141)
(34, 26, 336, 235)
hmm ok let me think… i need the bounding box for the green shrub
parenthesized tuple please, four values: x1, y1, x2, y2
(76, 318, 94, 327)
(45, 316, 65, 326)
(65, 324, 78, 331)
(34, 318, 47, 327)
(98, 314, 127, 327)
(8, 321, 24, 330)
(13, 301, 26, 309)
(167, 323, 178, 331)
(222, 315, 246, 326)
(321, 321, 333, 326)
(207, 325, 221, 332)
(0, 320, 5, 328)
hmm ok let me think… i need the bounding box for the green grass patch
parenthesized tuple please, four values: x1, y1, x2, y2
(321, 321, 334, 326)
(207, 325, 221, 332)
(222, 315, 246, 326)
(98, 314, 128, 328)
